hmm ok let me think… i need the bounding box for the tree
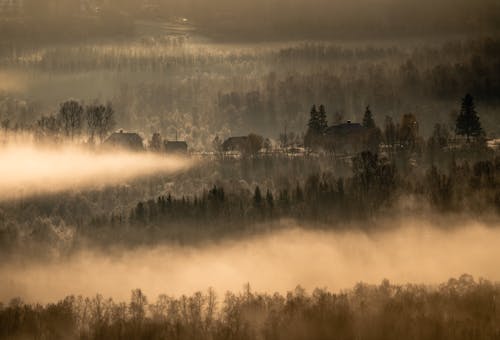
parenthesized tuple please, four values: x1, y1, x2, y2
(305, 104, 327, 149)
(263, 138, 272, 152)
(35, 115, 61, 143)
(59, 100, 83, 141)
(86, 102, 116, 144)
(266, 189, 274, 208)
(307, 105, 320, 134)
(247, 133, 264, 156)
(362, 106, 376, 129)
(308, 104, 328, 134)
(99, 103, 116, 142)
(317, 105, 328, 133)
(456, 94, 483, 141)
(253, 186, 262, 207)
(399, 113, 419, 150)
(86, 104, 103, 144)
(212, 135, 223, 154)
(150, 132, 162, 152)
(130, 289, 148, 323)
(384, 116, 397, 150)
(427, 124, 450, 165)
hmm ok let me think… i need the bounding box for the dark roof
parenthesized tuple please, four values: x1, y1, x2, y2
(224, 136, 249, 143)
(104, 131, 144, 150)
(165, 141, 188, 153)
(326, 122, 366, 136)
(222, 136, 249, 151)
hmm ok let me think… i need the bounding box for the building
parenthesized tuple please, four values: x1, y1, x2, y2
(222, 136, 250, 153)
(165, 140, 188, 155)
(103, 130, 144, 151)
(324, 121, 369, 154)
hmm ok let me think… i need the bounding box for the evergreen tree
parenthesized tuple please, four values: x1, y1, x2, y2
(307, 105, 320, 133)
(317, 104, 328, 133)
(456, 94, 483, 141)
(266, 189, 274, 208)
(253, 186, 262, 207)
(363, 105, 376, 129)
(305, 104, 327, 149)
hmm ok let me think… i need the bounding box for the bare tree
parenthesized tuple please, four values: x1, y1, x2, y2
(150, 132, 163, 152)
(86, 102, 116, 144)
(59, 100, 83, 141)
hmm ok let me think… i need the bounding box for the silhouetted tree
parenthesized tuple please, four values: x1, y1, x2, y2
(212, 135, 223, 154)
(266, 189, 274, 208)
(59, 100, 83, 141)
(399, 113, 419, 150)
(35, 115, 61, 143)
(427, 123, 450, 164)
(317, 104, 328, 133)
(456, 94, 483, 141)
(247, 133, 264, 156)
(384, 116, 397, 149)
(362, 105, 376, 129)
(86, 102, 116, 144)
(253, 186, 262, 207)
(306, 105, 326, 149)
(307, 105, 320, 133)
(150, 132, 162, 152)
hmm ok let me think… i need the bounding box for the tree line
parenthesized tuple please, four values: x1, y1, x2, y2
(35, 100, 116, 144)
(0, 275, 497, 340)
(305, 93, 485, 157)
(2, 38, 500, 147)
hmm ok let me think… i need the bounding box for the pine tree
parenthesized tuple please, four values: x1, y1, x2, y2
(363, 106, 376, 129)
(266, 189, 274, 208)
(456, 94, 483, 141)
(307, 105, 320, 133)
(253, 186, 262, 207)
(317, 104, 328, 133)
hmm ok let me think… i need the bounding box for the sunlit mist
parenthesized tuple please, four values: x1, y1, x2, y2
(0, 144, 192, 200)
(2, 219, 499, 303)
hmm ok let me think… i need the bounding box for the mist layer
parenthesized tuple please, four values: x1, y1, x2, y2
(0, 144, 192, 200)
(2, 219, 500, 303)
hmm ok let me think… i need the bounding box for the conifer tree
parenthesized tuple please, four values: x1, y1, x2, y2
(307, 105, 320, 133)
(456, 94, 483, 141)
(363, 105, 376, 129)
(253, 186, 262, 207)
(317, 104, 328, 133)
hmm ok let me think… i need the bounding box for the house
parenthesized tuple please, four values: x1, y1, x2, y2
(165, 140, 188, 155)
(324, 121, 369, 154)
(222, 136, 250, 153)
(103, 130, 144, 151)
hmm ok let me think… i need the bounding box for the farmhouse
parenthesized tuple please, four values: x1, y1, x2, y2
(324, 121, 369, 154)
(222, 136, 250, 153)
(103, 130, 144, 151)
(165, 140, 188, 155)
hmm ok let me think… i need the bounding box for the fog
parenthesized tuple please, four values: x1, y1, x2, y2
(3, 0, 499, 43)
(0, 143, 192, 200)
(2, 219, 499, 303)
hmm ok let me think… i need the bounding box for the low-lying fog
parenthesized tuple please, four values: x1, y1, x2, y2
(2, 219, 500, 303)
(0, 143, 192, 200)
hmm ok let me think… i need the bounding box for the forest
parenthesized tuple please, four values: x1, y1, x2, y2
(0, 89, 498, 255)
(2, 37, 500, 148)
(1, 275, 499, 340)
